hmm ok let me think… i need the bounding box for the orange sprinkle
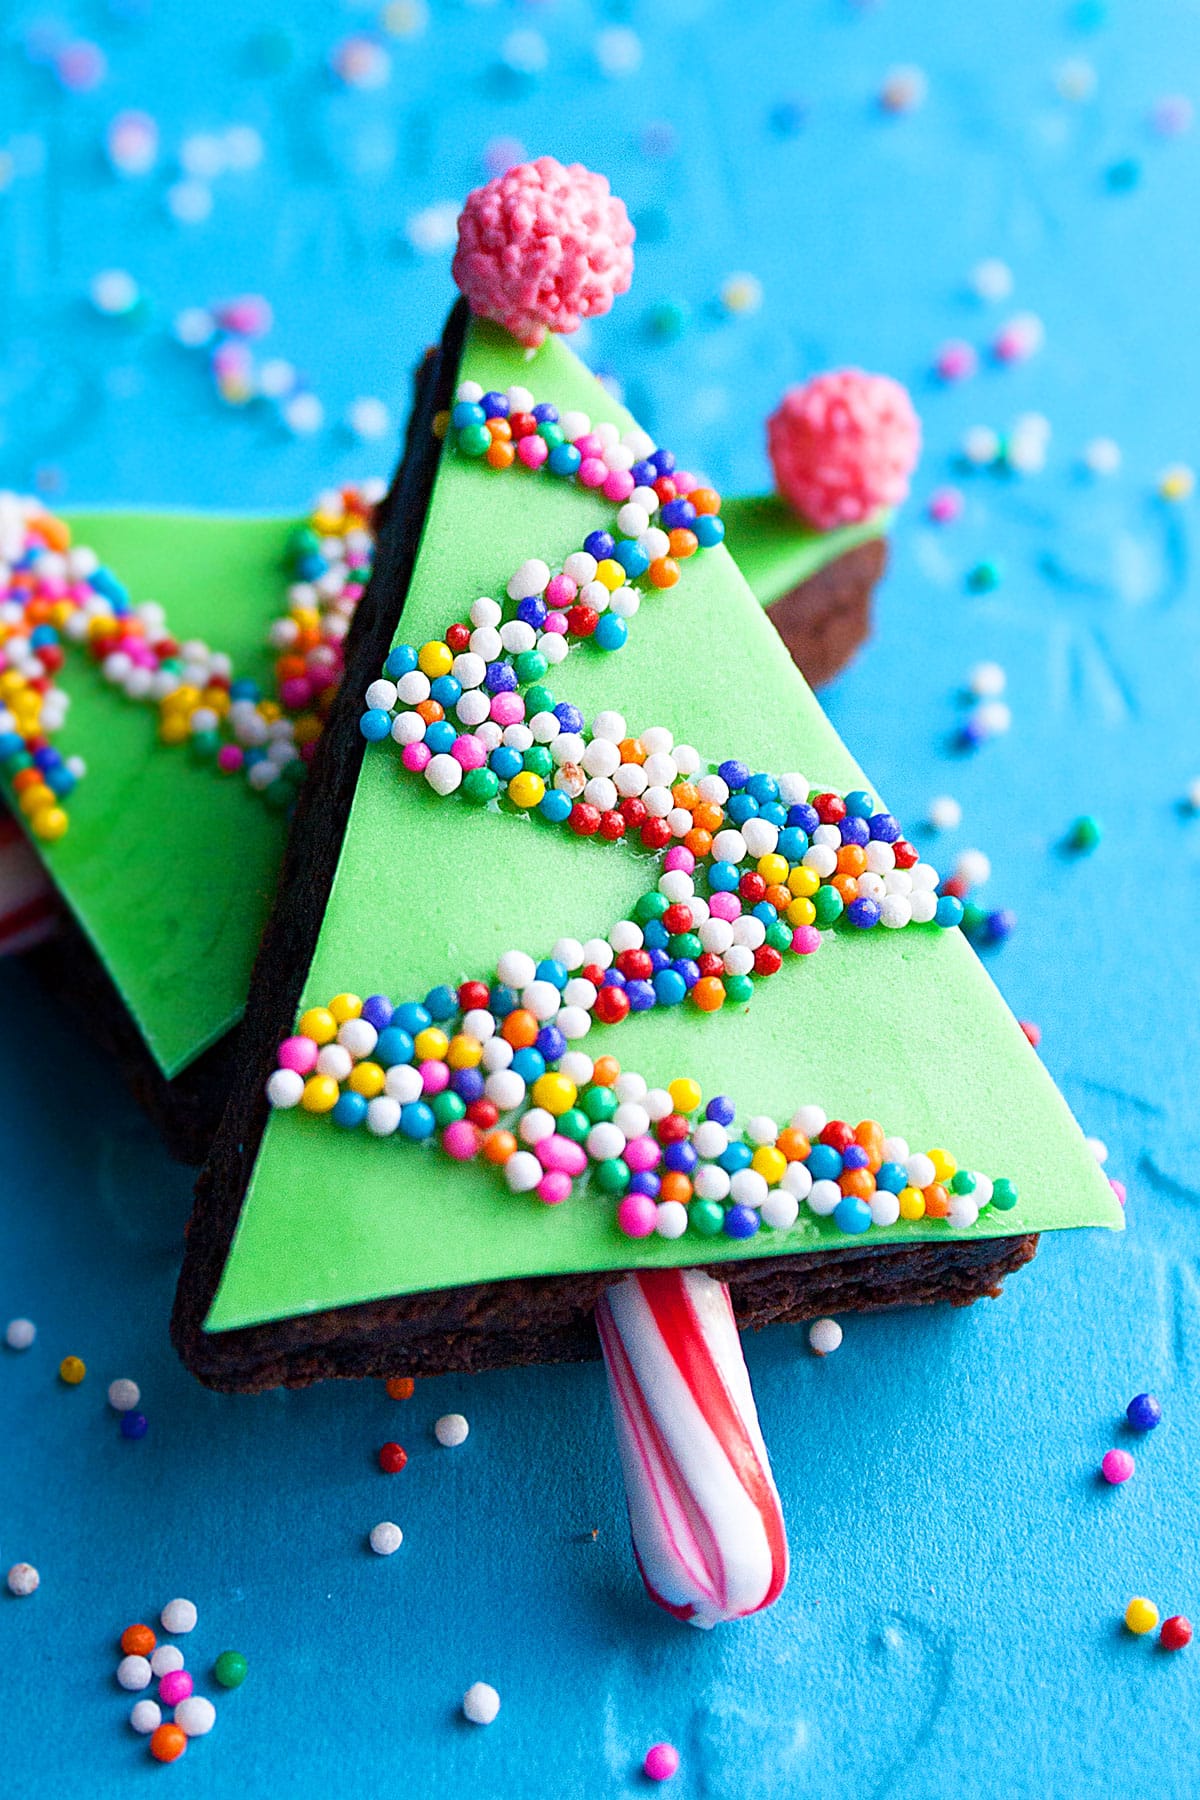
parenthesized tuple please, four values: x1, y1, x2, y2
(592, 1055, 621, 1086)
(385, 1376, 415, 1401)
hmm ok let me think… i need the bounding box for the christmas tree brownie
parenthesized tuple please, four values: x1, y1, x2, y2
(172, 160, 1120, 1626)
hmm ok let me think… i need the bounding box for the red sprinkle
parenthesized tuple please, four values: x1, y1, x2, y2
(1161, 1616, 1192, 1651)
(378, 1442, 408, 1474)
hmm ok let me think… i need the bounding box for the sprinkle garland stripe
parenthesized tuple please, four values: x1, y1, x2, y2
(265, 379, 1016, 1245)
(0, 485, 382, 836)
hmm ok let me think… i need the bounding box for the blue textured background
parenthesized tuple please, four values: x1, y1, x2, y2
(3, 2, 1199, 1795)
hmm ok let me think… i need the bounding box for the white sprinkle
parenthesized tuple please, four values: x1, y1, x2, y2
(346, 396, 391, 440)
(6, 1562, 38, 1596)
(370, 1521, 404, 1556)
(954, 848, 991, 888)
(89, 268, 139, 316)
(969, 258, 1014, 303)
(962, 424, 1000, 467)
(808, 1318, 844, 1357)
(1082, 436, 1122, 477)
(282, 392, 324, 435)
(161, 1597, 198, 1635)
(117, 1655, 153, 1691)
(5, 1317, 35, 1350)
(927, 796, 962, 832)
(150, 1645, 185, 1677)
(463, 1681, 501, 1724)
(174, 1695, 217, 1737)
(1086, 1137, 1109, 1165)
(434, 1413, 469, 1448)
(968, 661, 1006, 698)
(107, 1378, 141, 1412)
(130, 1699, 162, 1734)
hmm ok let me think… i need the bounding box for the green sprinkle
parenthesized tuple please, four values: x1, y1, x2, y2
(1067, 814, 1102, 853)
(594, 1158, 630, 1195)
(812, 885, 843, 928)
(991, 1177, 1019, 1211)
(213, 1651, 247, 1689)
(966, 559, 1002, 593)
(688, 1199, 725, 1236)
(581, 1085, 618, 1124)
(462, 768, 500, 804)
(725, 973, 754, 1006)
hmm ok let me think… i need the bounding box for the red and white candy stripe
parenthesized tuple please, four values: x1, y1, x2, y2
(0, 809, 58, 956)
(596, 1267, 788, 1628)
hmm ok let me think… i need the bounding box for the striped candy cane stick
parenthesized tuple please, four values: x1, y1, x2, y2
(0, 808, 58, 956)
(596, 1267, 788, 1628)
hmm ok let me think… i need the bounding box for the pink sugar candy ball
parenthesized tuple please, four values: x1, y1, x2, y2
(624, 1135, 661, 1174)
(402, 741, 431, 774)
(490, 692, 525, 727)
(543, 612, 568, 635)
(575, 433, 604, 458)
(709, 892, 742, 923)
(442, 1120, 480, 1161)
(158, 1671, 192, 1706)
(617, 1194, 658, 1238)
(278, 1036, 319, 1075)
(216, 745, 244, 773)
(577, 456, 608, 489)
(537, 1170, 573, 1206)
(517, 434, 549, 469)
(280, 676, 311, 710)
(452, 157, 635, 347)
(644, 1743, 680, 1782)
(673, 470, 698, 495)
(1110, 1178, 1126, 1207)
(536, 1135, 587, 1177)
(451, 734, 487, 770)
(767, 369, 921, 531)
(791, 925, 822, 955)
(419, 1059, 450, 1096)
(602, 470, 634, 503)
(545, 574, 577, 608)
(662, 846, 694, 875)
(1102, 1448, 1135, 1484)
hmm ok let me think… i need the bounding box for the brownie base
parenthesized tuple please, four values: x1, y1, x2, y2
(28, 921, 237, 1165)
(766, 535, 887, 690)
(177, 1232, 1039, 1393)
(174, 296, 1041, 1395)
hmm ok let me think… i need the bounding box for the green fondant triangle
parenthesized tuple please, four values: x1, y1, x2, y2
(205, 318, 1121, 1335)
(721, 494, 887, 610)
(10, 512, 296, 1078)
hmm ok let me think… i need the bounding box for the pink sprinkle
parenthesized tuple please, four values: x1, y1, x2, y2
(935, 339, 978, 382)
(767, 369, 921, 530)
(442, 1121, 480, 1161)
(578, 456, 608, 489)
(662, 846, 695, 874)
(300, 740, 319, 764)
(1102, 1448, 1135, 1485)
(215, 294, 274, 338)
(401, 742, 431, 773)
(536, 1135, 587, 1177)
(709, 892, 742, 922)
(419, 1059, 449, 1095)
(644, 1744, 680, 1783)
(992, 314, 1044, 364)
(158, 1671, 192, 1706)
(791, 925, 821, 955)
(1110, 1178, 1126, 1208)
(280, 676, 311, 709)
(452, 156, 635, 346)
(543, 612, 568, 635)
(490, 692, 525, 727)
(928, 485, 965, 524)
(216, 745, 244, 773)
(277, 1035, 318, 1075)
(673, 471, 698, 495)
(537, 1170, 573, 1206)
(617, 1193, 658, 1238)
(602, 470, 634, 503)
(624, 1135, 661, 1174)
(517, 434, 548, 469)
(575, 433, 604, 458)
(451, 734, 487, 770)
(545, 574, 577, 608)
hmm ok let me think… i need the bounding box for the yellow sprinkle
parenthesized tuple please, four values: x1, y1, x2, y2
(1159, 464, 1195, 503)
(668, 1077, 702, 1115)
(59, 1355, 86, 1385)
(298, 1006, 338, 1045)
(1125, 1597, 1159, 1635)
(348, 1061, 386, 1098)
(31, 806, 68, 842)
(432, 410, 450, 441)
(328, 992, 363, 1024)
